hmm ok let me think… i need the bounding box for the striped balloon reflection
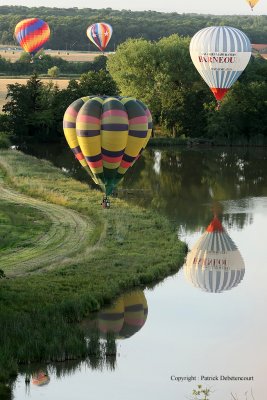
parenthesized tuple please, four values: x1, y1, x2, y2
(184, 216, 245, 293)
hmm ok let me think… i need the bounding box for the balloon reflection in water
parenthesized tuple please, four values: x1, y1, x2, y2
(31, 371, 50, 386)
(184, 216, 245, 293)
(83, 290, 148, 339)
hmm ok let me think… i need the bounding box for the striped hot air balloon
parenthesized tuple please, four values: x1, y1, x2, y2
(98, 297, 125, 335)
(63, 96, 152, 204)
(81, 291, 148, 340)
(86, 22, 113, 52)
(119, 292, 148, 339)
(14, 18, 50, 56)
(190, 26, 251, 103)
(184, 216, 245, 293)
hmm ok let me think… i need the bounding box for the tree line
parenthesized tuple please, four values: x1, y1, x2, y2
(0, 6, 267, 51)
(107, 36, 267, 144)
(1, 34, 267, 146)
(0, 52, 107, 76)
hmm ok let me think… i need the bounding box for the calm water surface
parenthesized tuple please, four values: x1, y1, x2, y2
(13, 146, 267, 400)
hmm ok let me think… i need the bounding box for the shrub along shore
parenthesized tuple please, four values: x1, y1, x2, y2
(0, 150, 187, 392)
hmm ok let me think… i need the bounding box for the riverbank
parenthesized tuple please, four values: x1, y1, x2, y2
(0, 150, 187, 387)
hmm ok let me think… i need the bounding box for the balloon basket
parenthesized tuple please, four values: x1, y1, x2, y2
(101, 196, 110, 209)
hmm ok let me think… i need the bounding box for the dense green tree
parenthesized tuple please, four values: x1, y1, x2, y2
(2, 70, 119, 143)
(48, 65, 60, 78)
(108, 35, 210, 136)
(206, 81, 267, 144)
(79, 69, 118, 96)
(3, 74, 57, 141)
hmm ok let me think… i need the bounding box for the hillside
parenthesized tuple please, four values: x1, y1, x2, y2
(0, 6, 267, 50)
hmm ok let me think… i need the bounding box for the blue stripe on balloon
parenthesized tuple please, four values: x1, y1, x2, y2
(101, 148, 124, 157)
(93, 23, 102, 49)
(122, 154, 136, 162)
(63, 121, 76, 128)
(129, 130, 148, 138)
(72, 146, 82, 155)
(85, 154, 102, 162)
(22, 19, 45, 37)
(101, 123, 128, 131)
(77, 129, 100, 137)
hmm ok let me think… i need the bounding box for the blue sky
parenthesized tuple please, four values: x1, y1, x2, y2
(2, 0, 266, 15)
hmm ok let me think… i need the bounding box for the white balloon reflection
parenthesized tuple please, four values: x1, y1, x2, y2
(184, 216, 245, 293)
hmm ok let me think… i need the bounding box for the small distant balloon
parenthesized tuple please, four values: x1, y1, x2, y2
(190, 26, 251, 104)
(86, 22, 113, 52)
(14, 18, 50, 56)
(246, 0, 260, 10)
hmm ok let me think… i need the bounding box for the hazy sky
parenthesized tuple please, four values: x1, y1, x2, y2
(1, 0, 266, 15)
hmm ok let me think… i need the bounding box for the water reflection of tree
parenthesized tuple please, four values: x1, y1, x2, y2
(122, 147, 267, 232)
(18, 330, 117, 381)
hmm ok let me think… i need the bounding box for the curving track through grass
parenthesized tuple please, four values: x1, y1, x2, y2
(0, 175, 94, 276)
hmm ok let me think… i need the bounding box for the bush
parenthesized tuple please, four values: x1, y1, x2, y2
(0, 132, 11, 149)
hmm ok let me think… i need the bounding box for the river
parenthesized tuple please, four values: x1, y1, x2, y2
(13, 145, 267, 400)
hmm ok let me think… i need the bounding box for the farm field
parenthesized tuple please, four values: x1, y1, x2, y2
(0, 49, 111, 62)
(0, 78, 70, 111)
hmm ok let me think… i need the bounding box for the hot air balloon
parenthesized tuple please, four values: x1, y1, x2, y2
(32, 371, 50, 386)
(184, 216, 245, 293)
(86, 22, 113, 52)
(63, 96, 153, 207)
(81, 290, 148, 340)
(190, 26, 251, 105)
(14, 18, 50, 57)
(246, 0, 260, 10)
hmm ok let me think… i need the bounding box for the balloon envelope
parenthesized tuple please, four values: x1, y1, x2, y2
(184, 216, 245, 293)
(63, 96, 152, 195)
(246, 0, 260, 9)
(14, 18, 50, 55)
(81, 291, 148, 340)
(190, 26, 251, 101)
(86, 22, 113, 52)
(32, 372, 50, 386)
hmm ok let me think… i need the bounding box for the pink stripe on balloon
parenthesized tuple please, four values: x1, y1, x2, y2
(128, 116, 147, 125)
(103, 154, 122, 163)
(101, 110, 128, 118)
(87, 160, 102, 169)
(120, 160, 132, 169)
(78, 115, 100, 124)
(67, 107, 78, 117)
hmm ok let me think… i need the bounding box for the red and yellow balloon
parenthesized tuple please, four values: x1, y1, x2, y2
(14, 18, 50, 56)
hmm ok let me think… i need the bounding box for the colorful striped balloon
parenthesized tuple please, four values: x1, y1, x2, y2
(184, 216, 245, 293)
(86, 22, 113, 52)
(190, 26, 251, 102)
(63, 96, 152, 195)
(14, 18, 50, 56)
(82, 291, 148, 340)
(119, 292, 148, 339)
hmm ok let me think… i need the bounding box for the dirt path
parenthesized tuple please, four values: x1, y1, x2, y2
(0, 176, 95, 276)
